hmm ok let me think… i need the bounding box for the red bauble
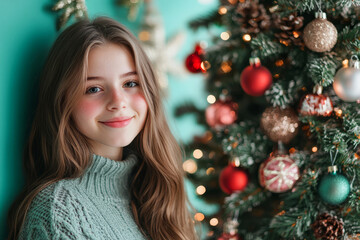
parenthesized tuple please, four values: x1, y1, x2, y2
(205, 100, 238, 128)
(240, 57, 272, 96)
(259, 155, 299, 193)
(219, 165, 248, 194)
(299, 93, 333, 116)
(185, 44, 204, 73)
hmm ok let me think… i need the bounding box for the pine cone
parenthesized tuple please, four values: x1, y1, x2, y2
(311, 213, 344, 240)
(273, 12, 304, 47)
(233, 0, 271, 34)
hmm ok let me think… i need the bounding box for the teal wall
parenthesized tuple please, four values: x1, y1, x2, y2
(1, 0, 217, 238)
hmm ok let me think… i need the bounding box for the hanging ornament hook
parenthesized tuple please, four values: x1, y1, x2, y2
(350, 55, 360, 69)
(329, 149, 339, 166)
(315, 0, 323, 13)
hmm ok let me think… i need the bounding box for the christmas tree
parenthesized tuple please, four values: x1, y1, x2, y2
(178, 0, 360, 239)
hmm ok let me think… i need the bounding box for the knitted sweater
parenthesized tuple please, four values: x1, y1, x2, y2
(19, 154, 147, 240)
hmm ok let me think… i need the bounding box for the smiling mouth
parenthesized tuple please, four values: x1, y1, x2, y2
(100, 117, 133, 128)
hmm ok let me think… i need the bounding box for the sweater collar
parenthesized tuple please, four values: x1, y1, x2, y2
(77, 153, 138, 201)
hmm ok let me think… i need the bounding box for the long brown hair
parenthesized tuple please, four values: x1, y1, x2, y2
(7, 17, 198, 240)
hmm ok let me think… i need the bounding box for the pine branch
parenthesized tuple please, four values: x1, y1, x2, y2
(224, 184, 271, 215)
(306, 55, 339, 87)
(338, 24, 360, 54)
(265, 76, 303, 107)
(221, 122, 272, 167)
(250, 33, 287, 59)
(188, 10, 222, 31)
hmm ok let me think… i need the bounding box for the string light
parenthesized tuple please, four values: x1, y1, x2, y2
(193, 149, 203, 159)
(209, 218, 219, 226)
(194, 213, 205, 221)
(242, 34, 251, 42)
(334, 108, 343, 117)
(293, 31, 300, 38)
(206, 167, 215, 175)
(220, 31, 230, 41)
(275, 59, 284, 67)
(218, 6, 227, 15)
(207, 95, 216, 104)
(196, 185, 206, 195)
(312, 146, 318, 152)
(221, 61, 232, 73)
(201, 61, 211, 71)
(289, 148, 296, 154)
(183, 159, 197, 174)
(342, 59, 349, 68)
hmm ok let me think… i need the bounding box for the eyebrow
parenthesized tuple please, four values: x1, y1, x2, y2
(87, 71, 138, 81)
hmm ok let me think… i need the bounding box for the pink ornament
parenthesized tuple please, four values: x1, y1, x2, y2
(299, 93, 333, 116)
(259, 155, 299, 193)
(206, 101, 238, 128)
(218, 233, 241, 240)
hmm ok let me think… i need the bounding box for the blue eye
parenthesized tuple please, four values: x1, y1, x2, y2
(124, 81, 139, 88)
(86, 87, 101, 94)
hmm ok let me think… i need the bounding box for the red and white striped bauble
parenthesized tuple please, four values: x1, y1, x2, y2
(299, 93, 333, 116)
(259, 155, 299, 193)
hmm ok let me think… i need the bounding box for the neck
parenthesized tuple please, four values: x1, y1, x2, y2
(90, 142, 123, 161)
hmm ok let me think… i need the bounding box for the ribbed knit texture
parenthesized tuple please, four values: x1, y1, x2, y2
(19, 154, 147, 240)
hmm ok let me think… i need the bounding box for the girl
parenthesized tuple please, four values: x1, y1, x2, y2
(7, 17, 198, 240)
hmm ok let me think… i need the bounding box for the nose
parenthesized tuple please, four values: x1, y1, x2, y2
(106, 89, 127, 111)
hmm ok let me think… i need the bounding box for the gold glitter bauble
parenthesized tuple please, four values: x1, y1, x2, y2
(303, 12, 337, 53)
(260, 107, 299, 144)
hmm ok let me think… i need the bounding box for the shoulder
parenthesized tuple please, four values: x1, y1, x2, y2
(19, 180, 84, 240)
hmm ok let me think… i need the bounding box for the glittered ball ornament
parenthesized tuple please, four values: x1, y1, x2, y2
(219, 165, 248, 194)
(259, 155, 300, 193)
(206, 100, 238, 128)
(299, 85, 333, 116)
(303, 12, 338, 52)
(185, 44, 205, 73)
(333, 56, 360, 102)
(260, 107, 299, 144)
(240, 57, 272, 96)
(318, 166, 350, 205)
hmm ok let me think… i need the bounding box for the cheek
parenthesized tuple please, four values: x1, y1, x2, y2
(132, 94, 148, 116)
(74, 99, 102, 120)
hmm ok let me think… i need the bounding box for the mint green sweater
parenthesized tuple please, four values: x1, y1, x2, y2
(19, 154, 147, 240)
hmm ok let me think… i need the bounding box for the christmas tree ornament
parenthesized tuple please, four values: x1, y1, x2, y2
(219, 164, 248, 194)
(240, 57, 273, 96)
(139, 1, 186, 91)
(259, 154, 300, 193)
(318, 165, 350, 205)
(52, 0, 88, 30)
(273, 12, 304, 47)
(233, 0, 271, 34)
(206, 100, 238, 128)
(299, 85, 333, 116)
(260, 107, 299, 144)
(303, 12, 338, 52)
(333, 55, 360, 102)
(185, 44, 205, 73)
(218, 219, 241, 240)
(311, 213, 344, 239)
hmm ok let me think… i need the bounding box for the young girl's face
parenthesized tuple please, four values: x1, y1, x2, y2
(72, 42, 148, 160)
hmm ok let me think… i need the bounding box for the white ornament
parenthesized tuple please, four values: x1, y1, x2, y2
(333, 56, 360, 102)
